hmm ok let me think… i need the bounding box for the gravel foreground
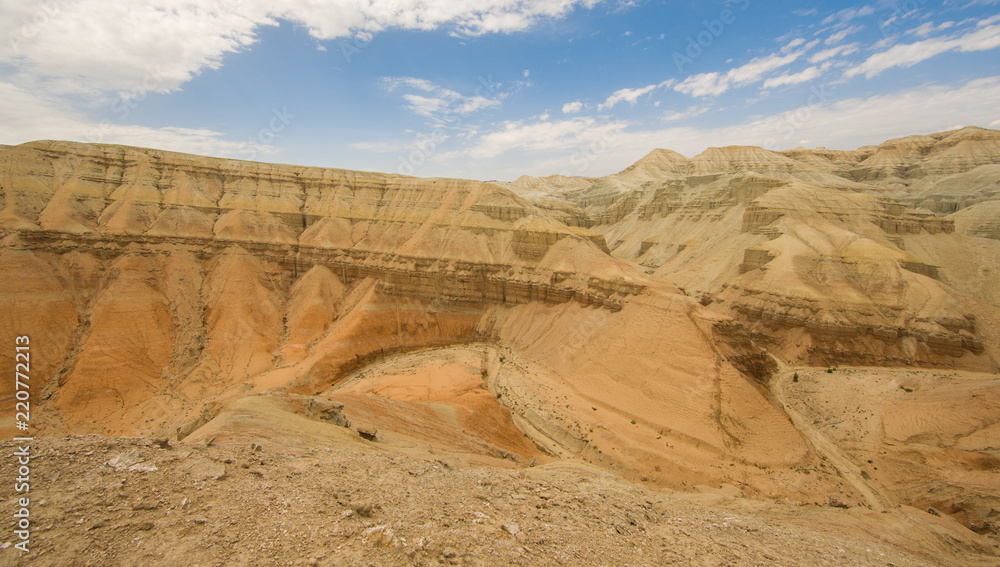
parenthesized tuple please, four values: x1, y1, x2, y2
(1, 436, 997, 567)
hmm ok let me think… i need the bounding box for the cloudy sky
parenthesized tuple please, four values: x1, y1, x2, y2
(2, 0, 1000, 180)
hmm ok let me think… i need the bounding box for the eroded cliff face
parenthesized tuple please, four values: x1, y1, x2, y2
(499, 127, 1000, 535)
(0, 140, 612, 261)
(0, 140, 641, 413)
(550, 127, 1000, 371)
(0, 140, 838, 504)
(3, 131, 1000, 533)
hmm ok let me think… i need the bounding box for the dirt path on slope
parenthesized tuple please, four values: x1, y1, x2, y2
(769, 366, 894, 511)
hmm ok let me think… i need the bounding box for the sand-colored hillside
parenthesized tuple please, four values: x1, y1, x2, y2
(2, 131, 1000, 565)
(772, 365, 1000, 535)
(537, 128, 1000, 371)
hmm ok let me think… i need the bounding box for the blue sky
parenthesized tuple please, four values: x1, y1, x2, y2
(2, 1, 1000, 180)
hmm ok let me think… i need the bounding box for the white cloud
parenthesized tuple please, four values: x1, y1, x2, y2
(352, 132, 450, 154)
(450, 116, 626, 160)
(1, 1, 560, 176)
(727, 52, 802, 85)
(350, 140, 408, 153)
(810, 43, 859, 63)
(738, 76, 1000, 152)
(384, 76, 503, 121)
(981, 14, 1000, 27)
(821, 5, 875, 27)
(383, 77, 442, 93)
(0, 80, 271, 158)
(910, 22, 937, 38)
(1, 1, 265, 96)
(675, 51, 802, 97)
(762, 64, 829, 89)
(661, 105, 710, 122)
(562, 101, 584, 114)
(597, 84, 658, 110)
(0, 0, 599, 95)
(456, 96, 502, 114)
(448, 76, 1000, 180)
(846, 22, 1000, 78)
(402, 94, 452, 118)
(782, 38, 806, 53)
(825, 24, 863, 45)
(674, 72, 728, 97)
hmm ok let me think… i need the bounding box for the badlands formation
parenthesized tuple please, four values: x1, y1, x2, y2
(1, 128, 999, 565)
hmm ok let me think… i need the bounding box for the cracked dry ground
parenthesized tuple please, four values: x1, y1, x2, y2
(2, 437, 997, 567)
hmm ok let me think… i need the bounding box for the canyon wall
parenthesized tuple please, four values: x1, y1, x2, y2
(3, 130, 1000, 513)
(546, 127, 1000, 371)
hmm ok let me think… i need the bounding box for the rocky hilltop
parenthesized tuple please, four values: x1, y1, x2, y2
(548, 126, 1000, 369)
(1, 131, 999, 565)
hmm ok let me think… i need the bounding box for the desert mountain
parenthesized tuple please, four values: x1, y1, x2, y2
(545, 127, 1000, 369)
(1, 130, 999, 565)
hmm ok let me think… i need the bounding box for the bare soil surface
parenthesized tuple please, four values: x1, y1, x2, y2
(1, 436, 997, 567)
(771, 366, 1000, 537)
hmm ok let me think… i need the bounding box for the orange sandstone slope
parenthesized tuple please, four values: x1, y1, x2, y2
(1, 131, 999, 531)
(552, 126, 1000, 370)
(505, 126, 1000, 534)
(0, 140, 832, 502)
